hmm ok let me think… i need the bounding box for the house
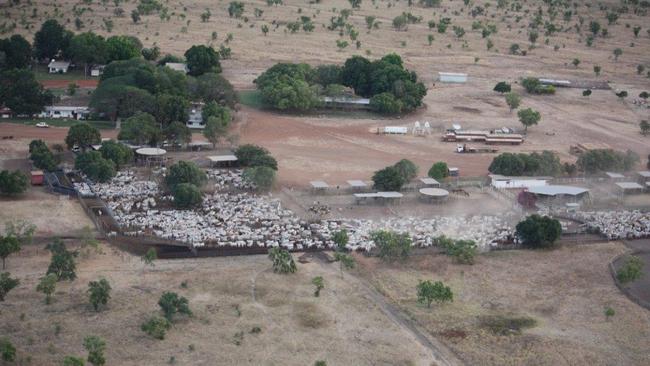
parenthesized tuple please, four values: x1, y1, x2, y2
(39, 106, 90, 120)
(489, 174, 551, 189)
(438, 72, 468, 83)
(186, 103, 204, 129)
(48, 60, 71, 73)
(0, 107, 12, 119)
(165, 62, 189, 74)
(90, 65, 105, 77)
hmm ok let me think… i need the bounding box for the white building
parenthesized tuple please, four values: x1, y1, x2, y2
(48, 60, 70, 73)
(489, 174, 550, 189)
(90, 65, 105, 77)
(165, 62, 189, 74)
(187, 103, 204, 129)
(39, 106, 90, 120)
(438, 72, 468, 83)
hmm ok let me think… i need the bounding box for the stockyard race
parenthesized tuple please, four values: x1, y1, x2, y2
(1, 0, 650, 365)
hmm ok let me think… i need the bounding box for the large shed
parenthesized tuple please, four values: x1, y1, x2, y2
(438, 72, 468, 83)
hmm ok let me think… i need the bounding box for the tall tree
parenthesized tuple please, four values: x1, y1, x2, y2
(36, 273, 57, 304)
(518, 108, 541, 131)
(0, 236, 20, 270)
(0, 69, 53, 115)
(65, 123, 101, 151)
(505, 92, 521, 112)
(0, 35, 32, 69)
(46, 239, 78, 281)
(0, 170, 28, 196)
(69, 32, 108, 76)
(0, 272, 19, 301)
(83, 336, 106, 366)
(106, 35, 142, 62)
(33, 19, 69, 61)
(88, 278, 111, 311)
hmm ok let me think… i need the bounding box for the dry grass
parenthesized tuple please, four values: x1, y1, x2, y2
(357, 242, 650, 365)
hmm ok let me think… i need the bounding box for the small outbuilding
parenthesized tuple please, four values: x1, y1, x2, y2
(310, 180, 329, 192)
(419, 188, 449, 203)
(90, 65, 105, 77)
(526, 185, 590, 203)
(420, 177, 441, 187)
(347, 180, 367, 191)
(31, 170, 44, 185)
(208, 155, 237, 167)
(637, 171, 650, 184)
(48, 60, 70, 73)
(489, 174, 551, 189)
(615, 182, 644, 195)
(165, 62, 189, 74)
(135, 147, 167, 167)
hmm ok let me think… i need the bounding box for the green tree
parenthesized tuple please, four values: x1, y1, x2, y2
(117, 112, 162, 146)
(228, 1, 245, 18)
(163, 121, 192, 147)
(203, 115, 229, 148)
(268, 247, 297, 274)
(141, 248, 157, 267)
(428, 162, 448, 180)
(141, 316, 171, 339)
(572, 58, 580, 68)
(88, 278, 111, 311)
(372, 166, 405, 191)
(393, 14, 408, 31)
(36, 273, 58, 304)
(0, 272, 19, 301)
(493, 81, 511, 93)
(158, 291, 192, 321)
(69, 32, 108, 76)
(616, 256, 644, 284)
(369, 92, 403, 114)
(518, 108, 541, 131)
(65, 123, 101, 151)
(29, 140, 59, 171)
(616, 90, 628, 100)
(33, 19, 70, 60)
(141, 46, 160, 61)
(83, 336, 106, 366)
(583, 89, 592, 97)
(0, 235, 20, 270)
(453, 26, 466, 38)
(333, 252, 355, 276)
(594, 65, 602, 76)
(311, 276, 324, 297)
(75, 151, 116, 183)
(0, 69, 53, 115)
(505, 92, 521, 112)
(99, 140, 133, 169)
(242, 166, 276, 191)
(371, 230, 411, 261)
(577, 149, 639, 173)
(515, 215, 562, 248)
(392, 159, 418, 182)
(0, 170, 28, 196)
(46, 239, 78, 281)
(0, 34, 32, 69)
(589, 21, 601, 36)
(416, 280, 453, 307)
(235, 145, 278, 170)
(613, 48, 623, 61)
(172, 183, 203, 208)
(63, 356, 86, 366)
(184, 45, 220, 76)
(261, 24, 269, 36)
(165, 161, 207, 188)
(640, 120, 650, 136)
(0, 338, 16, 363)
(440, 238, 477, 264)
(332, 229, 349, 251)
(192, 73, 237, 107)
(153, 94, 189, 126)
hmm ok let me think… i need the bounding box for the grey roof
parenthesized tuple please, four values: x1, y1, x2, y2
(605, 172, 625, 178)
(136, 148, 167, 156)
(48, 60, 70, 68)
(310, 181, 329, 189)
(638, 171, 650, 178)
(615, 182, 644, 190)
(420, 177, 440, 185)
(208, 155, 237, 162)
(353, 192, 403, 198)
(489, 174, 552, 181)
(321, 97, 370, 105)
(419, 188, 449, 197)
(527, 185, 589, 196)
(347, 180, 367, 187)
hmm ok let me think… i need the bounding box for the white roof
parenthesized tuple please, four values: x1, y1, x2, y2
(188, 141, 212, 147)
(638, 171, 650, 178)
(208, 155, 237, 162)
(489, 174, 551, 181)
(438, 72, 467, 77)
(605, 172, 625, 178)
(615, 182, 644, 190)
(321, 97, 370, 105)
(347, 180, 367, 187)
(44, 106, 89, 112)
(527, 185, 589, 196)
(353, 192, 403, 198)
(48, 60, 70, 68)
(419, 188, 449, 197)
(448, 167, 459, 172)
(310, 181, 329, 189)
(136, 147, 167, 156)
(420, 177, 440, 185)
(354, 193, 381, 198)
(165, 62, 188, 73)
(383, 126, 408, 134)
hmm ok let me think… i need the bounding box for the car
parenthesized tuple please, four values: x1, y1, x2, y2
(35, 122, 50, 128)
(72, 145, 81, 153)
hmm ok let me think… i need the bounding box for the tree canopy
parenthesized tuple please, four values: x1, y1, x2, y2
(518, 108, 541, 131)
(65, 123, 101, 150)
(417, 280, 453, 307)
(372, 166, 405, 191)
(75, 151, 116, 182)
(489, 151, 562, 176)
(392, 159, 418, 182)
(171, 183, 203, 208)
(46, 239, 78, 281)
(184, 45, 221, 76)
(516, 215, 562, 248)
(165, 161, 207, 188)
(158, 291, 192, 321)
(371, 230, 412, 261)
(29, 140, 59, 171)
(0, 170, 28, 196)
(0, 35, 32, 69)
(428, 162, 449, 180)
(235, 144, 278, 170)
(576, 149, 639, 174)
(117, 112, 162, 146)
(0, 69, 53, 115)
(99, 140, 133, 169)
(34, 19, 71, 61)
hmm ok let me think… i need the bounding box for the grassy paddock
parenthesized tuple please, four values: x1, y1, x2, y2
(33, 65, 87, 81)
(2, 118, 114, 130)
(237, 90, 265, 109)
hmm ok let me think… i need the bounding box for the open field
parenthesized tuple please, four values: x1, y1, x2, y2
(357, 242, 650, 365)
(0, 244, 435, 366)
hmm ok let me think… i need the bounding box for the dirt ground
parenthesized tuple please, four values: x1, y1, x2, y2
(356, 242, 650, 366)
(0, 244, 435, 366)
(3, 0, 649, 186)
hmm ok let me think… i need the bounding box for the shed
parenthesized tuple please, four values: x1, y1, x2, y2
(605, 172, 625, 180)
(31, 170, 44, 185)
(637, 171, 650, 183)
(90, 65, 105, 77)
(438, 72, 468, 83)
(420, 177, 440, 187)
(615, 182, 644, 194)
(165, 62, 189, 74)
(347, 180, 367, 190)
(310, 181, 329, 190)
(353, 191, 403, 205)
(527, 185, 589, 201)
(208, 155, 237, 167)
(448, 167, 460, 177)
(489, 174, 550, 189)
(48, 60, 70, 73)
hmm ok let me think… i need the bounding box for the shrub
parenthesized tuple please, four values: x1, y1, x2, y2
(428, 162, 448, 180)
(480, 315, 537, 335)
(515, 215, 562, 248)
(371, 230, 411, 261)
(392, 159, 418, 182)
(576, 149, 639, 174)
(242, 166, 276, 191)
(372, 166, 405, 191)
(268, 247, 297, 273)
(0, 170, 28, 196)
(88, 278, 111, 311)
(521, 77, 555, 94)
(416, 280, 453, 307)
(235, 144, 278, 170)
(75, 151, 116, 183)
(440, 238, 477, 264)
(158, 292, 192, 321)
(141, 316, 172, 339)
(165, 161, 207, 188)
(0, 272, 19, 301)
(0, 338, 16, 362)
(493, 81, 511, 93)
(616, 256, 644, 284)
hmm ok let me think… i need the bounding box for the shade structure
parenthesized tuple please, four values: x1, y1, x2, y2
(347, 180, 367, 188)
(310, 181, 329, 189)
(208, 155, 238, 163)
(419, 188, 449, 197)
(136, 147, 166, 156)
(420, 177, 440, 186)
(527, 185, 589, 196)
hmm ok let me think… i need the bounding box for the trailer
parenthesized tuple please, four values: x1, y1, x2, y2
(456, 144, 499, 153)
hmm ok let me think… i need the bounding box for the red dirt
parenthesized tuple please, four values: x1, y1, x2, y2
(0, 123, 117, 141)
(40, 79, 98, 88)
